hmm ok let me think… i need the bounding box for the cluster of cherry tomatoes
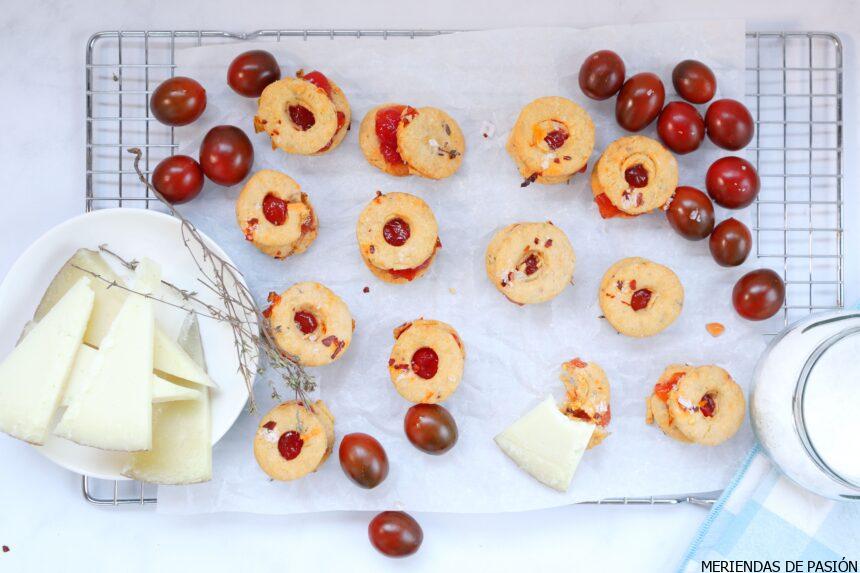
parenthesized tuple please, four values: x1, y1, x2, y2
(337, 402, 458, 557)
(579, 51, 784, 321)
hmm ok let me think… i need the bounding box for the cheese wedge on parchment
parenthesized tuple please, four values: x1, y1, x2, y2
(124, 313, 212, 484)
(34, 249, 217, 388)
(54, 260, 159, 451)
(0, 277, 95, 445)
(62, 344, 200, 407)
(494, 396, 595, 492)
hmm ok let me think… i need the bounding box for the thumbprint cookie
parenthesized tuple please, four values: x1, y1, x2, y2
(265, 282, 354, 366)
(359, 104, 465, 179)
(236, 170, 318, 259)
(591, 135, 678, 218)
(254, 70, 350, 156)
(507, 96, 595, 186)
(254, 400, 335, 481)
(356, 191, 441, 284)
(558, 358, 612, 449)
(485, 222, 576, 305)
(388, 319, 465, 404)
(598, 257, 683, 337)
(646, 364, 745, 446)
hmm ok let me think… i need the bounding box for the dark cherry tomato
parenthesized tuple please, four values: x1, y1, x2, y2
(657, 101, 705, 154)
(151, 155, 204, 204)
(149, 76, 206, 126)
(672, 59, 717, 104)
(404, 404, 458, 455)
(732, 269, 785, 321)
(368, 511, 423, 558)
(657, 101, 705, 155)
(227, 50, 281, 97)
(705, 99, 754, 150)
(339, 433, 389, 489)
(578, 50, 626, 100)
(198, 125, 254, 186)
(615, 72, 665, 132)
(710, 217, 752, 267)
(706, 156, 760, 209)
(665, 186, 715, 241)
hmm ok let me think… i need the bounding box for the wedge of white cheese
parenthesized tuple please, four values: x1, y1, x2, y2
(34, 248, 217, 388)
(494, 396, 595, 492)
(54, 260, 159, 452)
(62, 344, 200, 407)
(0, 277, 95, 445)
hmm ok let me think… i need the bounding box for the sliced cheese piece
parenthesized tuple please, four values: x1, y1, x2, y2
(54, 260, 159, 451)
(0, 277, 94, 445)
(34, 248, 217, 388)
(122, 388, 212, 484)
(62, 344, 200, 407)
(494, 396, 595, 492)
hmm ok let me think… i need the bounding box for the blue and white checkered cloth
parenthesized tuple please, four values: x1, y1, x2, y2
(679, 444, 860, 571)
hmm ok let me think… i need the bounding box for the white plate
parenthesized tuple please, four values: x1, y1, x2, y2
(0, 208, 254, 480)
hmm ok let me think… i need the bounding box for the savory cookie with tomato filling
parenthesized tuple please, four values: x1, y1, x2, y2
(507, 96, 594, 185)
(396, 106, 465, 179)
(253, 400, 333, 481)
(358, 104, 412, 177)
(266, 282, 354, 366)
(598, 257, 683, 337)
(254, 70, 350, 156)
(485, 222, 576, 305)
(558, 358, 611, 449)
(356, 191, 440, 284)
(645, 364, 695, 443)
(591, 135, 678, 218)
(236, 170, 318, 259)
(388, 319, 465, 404)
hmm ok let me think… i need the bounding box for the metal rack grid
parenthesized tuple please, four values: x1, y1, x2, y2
(82, 29, 844, 507)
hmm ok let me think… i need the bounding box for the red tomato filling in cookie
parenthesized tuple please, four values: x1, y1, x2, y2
(654, 371, 686, 402)
(410, 347, 439, 379)
(630, 288, 653, 311)
(519, 253, 541, 276)
(262, 193, 287, 226)
(386, 239, 441, 282)
(293, 311, 318, 335)
(288, 104, 316, 131)
(292, 70, 347, 152)
(544, 128, 569, 151)
(375, 105, 408, 166)
(277, 430, 304, 461)
(624, 164, 649, 188)
(594, 193, 639, 220)
(699, 393, 716, 417)
(383, 218, 411, 247)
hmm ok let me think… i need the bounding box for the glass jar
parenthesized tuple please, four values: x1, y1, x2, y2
(750, 310, 860, 501)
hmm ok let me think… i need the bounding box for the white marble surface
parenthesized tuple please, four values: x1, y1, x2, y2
(0, 1, 857, 571)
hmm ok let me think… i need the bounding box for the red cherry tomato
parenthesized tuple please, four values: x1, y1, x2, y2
(404, 404, 458, 455)
(615, 72, 665, 132)
(705, 99, 754, 150)
(368, 511, 423, 558)
(665, 186, 715, 241)
(227, 50, 281, 97)
(151, 155, 205, 204)
(578, 50, 626, 100)
(710, 218, 752, 267)
(149, 77, 206, 126)
(706, 156, 760, 209)
(732, 269, 785, 321)
(198, 125, 254, 186)
(657, 101, 705, 154)
(672, 60, 717, 104)
(339, 433, 389, 489)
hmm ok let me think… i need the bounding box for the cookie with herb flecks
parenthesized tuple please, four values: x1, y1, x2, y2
(598, 257, 683, 337)
(396, 106, 465, 179)
(388, 319, 465, 404)
(254, 400, 331, 481)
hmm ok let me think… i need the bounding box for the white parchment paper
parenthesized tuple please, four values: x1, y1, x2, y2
(158, 21, 767, 514)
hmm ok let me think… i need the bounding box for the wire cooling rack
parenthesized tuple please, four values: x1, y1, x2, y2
(82, 30, 844, 507)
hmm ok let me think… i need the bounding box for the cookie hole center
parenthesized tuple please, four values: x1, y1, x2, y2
(699, 393, 716, 418)
(288, 104, 316, 131)
(630, 288, 653, 311)
(294, 310, 319, 335)
(517, 252, 543, 277)
(383, 217, 411, 247)
(624, 163, 649, 188)
(411, 347, 439, 380)
(262, 193, 288, 226)
(277, 430, 304, 461)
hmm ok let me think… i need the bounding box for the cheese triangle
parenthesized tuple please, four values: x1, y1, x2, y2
(62, 344, 200, 407)
(54, 260, 158, 451)
(0, 277, 94, 445)
(34, 249, 217, 388)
